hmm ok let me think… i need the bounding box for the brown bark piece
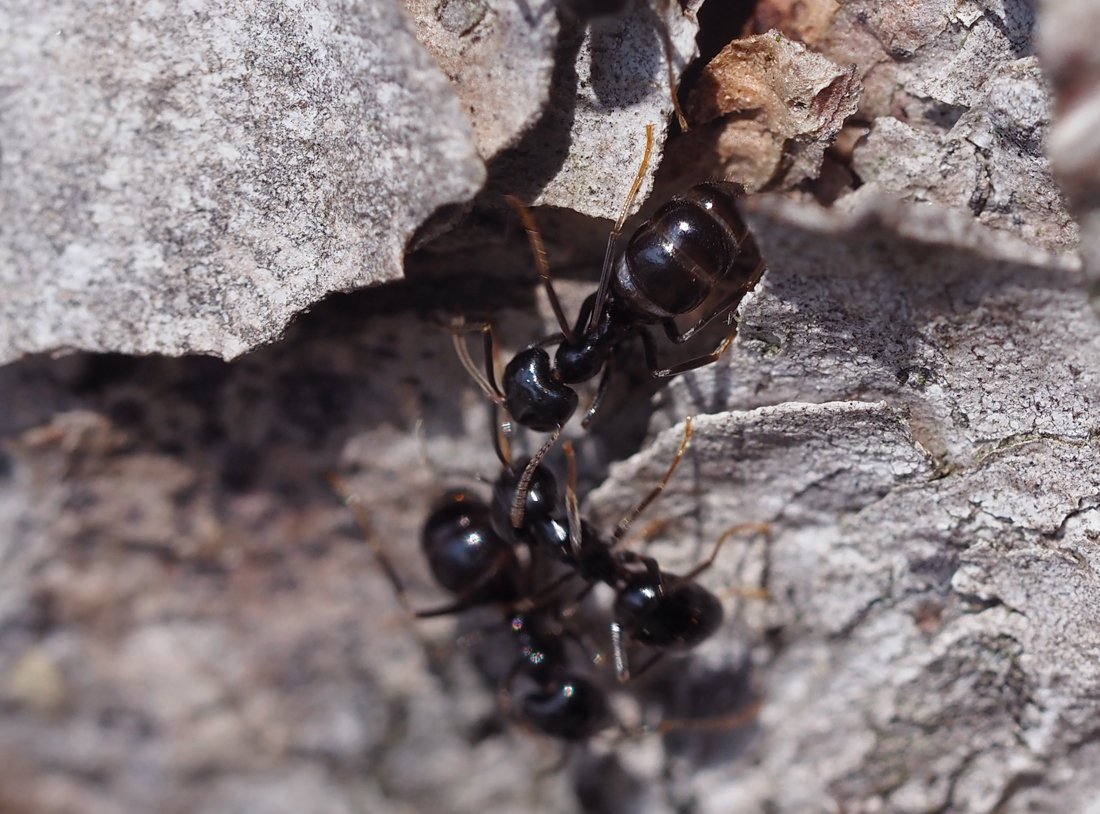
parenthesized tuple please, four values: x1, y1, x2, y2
(662, 32, 861, 192)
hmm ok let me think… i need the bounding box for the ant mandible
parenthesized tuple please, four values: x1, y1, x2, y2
(454, 126, 766, 527)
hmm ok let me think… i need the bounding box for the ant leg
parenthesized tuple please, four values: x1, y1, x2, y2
(510, 426, 563, 528)
(572, 295, 595, 341)
(651, 5, 689, 131)
(556, 580, 599, 622)
(589, 124, 655, 334)
(675, 522, 771, 585)
(507, 196, 576, 345)
(400, 380, 490, 485)
(610, 618, 664, 684)
(580, 357, 614, 429)
(449, 318, 505, 402)
(521, 331, 566, 352)
(617, 549, 665, 583)
(415, 545, 532, 618)
(331, 472, 526, 619)
(663, 257, 767, 345)
(562, 440, 584, 561)
(645, 698, 763, 736)
(640, 325, 736, 379)
(413, 596, 498, 619)
(618, 517, 672, 555)
(612, 417, 694, 545)
(328, 473, 414, 615)
(610, 621, 630, 683)
(626, 651, 665, 682)
(513, 571, 578, 614)
(420, 531, 563, 618)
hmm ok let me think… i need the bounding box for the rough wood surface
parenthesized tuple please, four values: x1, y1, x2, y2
(1, 2, 1098, 813)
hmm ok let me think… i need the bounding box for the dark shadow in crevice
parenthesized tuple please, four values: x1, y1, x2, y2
(574, 751, 648, 814)
(637, 652, 760, 767)
(481, 16, 586, 206)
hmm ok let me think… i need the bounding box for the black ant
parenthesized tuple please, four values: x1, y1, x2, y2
(332, 476, 613, 741)
(488, 417, 770, 681)
(454, 126, 765, 526)
(331, 418, 765, 738)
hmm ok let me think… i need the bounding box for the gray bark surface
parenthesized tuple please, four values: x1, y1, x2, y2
(1, 2, 1099, 814)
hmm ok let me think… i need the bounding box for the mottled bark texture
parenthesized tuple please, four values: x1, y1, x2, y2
(1, 1, 1098, 814)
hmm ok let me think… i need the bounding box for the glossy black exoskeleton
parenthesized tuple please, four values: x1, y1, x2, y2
(487, 420, 739, 681)
(503, 182, 763, 436)
(508, 613, 611, 741)
(366, 485, 613, 742)
(420, 490, 523, 608)
(492, 459, 620, 586)
(613, 571, 724, 651)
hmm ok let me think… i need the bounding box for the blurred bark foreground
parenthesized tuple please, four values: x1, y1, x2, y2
(1, 2, 1100, 814)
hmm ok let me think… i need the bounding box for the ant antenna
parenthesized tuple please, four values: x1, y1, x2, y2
(510, 426, 563, 529)
(507, 196, 577, 346)
(562, 440, 584, 562)
(672, 521, 771, 587)
(328, 473, 413, 615)
(656, 15, 689, 132)
(612, 417, 694, 544)
(588, 124, 655, 335)
(399, 379, 490, 487)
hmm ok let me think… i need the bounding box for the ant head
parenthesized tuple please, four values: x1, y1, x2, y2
(613, 572, 724, 651)
(502, 347, 578, 431)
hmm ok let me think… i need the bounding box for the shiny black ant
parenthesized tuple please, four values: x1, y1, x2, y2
(454, 127, 765, 526)
(332, 477, 612, 741)
(489, 417, 770, 681)
(331, 418, 765, 737)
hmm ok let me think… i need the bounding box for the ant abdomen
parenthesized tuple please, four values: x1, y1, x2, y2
(420, 491, 522, 604)
(511, 615, 612, 740)
(613, 574, 724, 650)
(615, 182, 752, 320)
(520, 674, 611, 741)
